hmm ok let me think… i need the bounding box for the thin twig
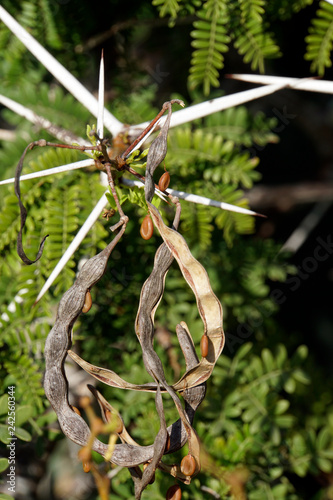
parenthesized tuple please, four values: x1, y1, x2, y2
(75, 16, 196, 53)
(122, 100, 184, 159)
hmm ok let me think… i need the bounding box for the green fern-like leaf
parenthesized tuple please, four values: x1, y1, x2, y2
(214, 185, 255, 245)
(305, 0, 333, 75)
(181, 200, 215, 251)
(38, 0, 62, 49)
(152, 0, 182, 18)
(4, 352, 45, 413)
(189, 1, 230, 95)
(233, 19, 281, 73)
(203, 106, 279, 147)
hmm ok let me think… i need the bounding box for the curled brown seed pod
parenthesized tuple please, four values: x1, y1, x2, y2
(82, 290, 92, 313)
(158, 171, 170, 192)
(200, 334, 209, 358)
(140, 215, 154, 240)
(166, 484, 182, 500)
(180, 454, 196, 476)
(143, 463, 155, 484)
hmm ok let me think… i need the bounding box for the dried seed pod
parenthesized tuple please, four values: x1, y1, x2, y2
(143, 463, 155, 484)
(140, 215, 154, 240)
(200, 334, 209, 358)
(180, 454, 196, 476)
(82, 290, 92, 313)
(166, 484, 182, 500)
(158, 171, 170, 192)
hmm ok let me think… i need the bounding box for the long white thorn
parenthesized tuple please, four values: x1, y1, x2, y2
(120, 178, 263, 217)
(97, 51, 105, 140)
(228, 74, 333, 95)
(34, 192, 109, 304)
(0, 93, 87, 145)
(0, 6, 123, 137)
(0, 159, 95, 186)
(132, 82, 288, 133)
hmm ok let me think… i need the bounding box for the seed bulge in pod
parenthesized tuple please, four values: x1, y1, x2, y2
(114, 416, 124, 434)
(166, 484, 182, 500)
(180, 454, 196, 476)
(158, 171, 170, 191)
(140, 214, 154, 240)
(143, 463, 155, 484)
(104, 410, 123, 433)
(200, 334, 209, 358)
(82, 290, 92, 313)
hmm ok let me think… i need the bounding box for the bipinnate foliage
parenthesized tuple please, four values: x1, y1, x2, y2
(153, 0, 333, 94)
(305, 0, 333, 75)
(0, 2, 333, 499)
(0, 85, 332, 498)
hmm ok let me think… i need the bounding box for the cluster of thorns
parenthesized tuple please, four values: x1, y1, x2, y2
(15, 101, 225, 499)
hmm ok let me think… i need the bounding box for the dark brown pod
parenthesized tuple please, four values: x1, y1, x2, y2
(82, 290, 92, 313)
(140, 214, 154, 240)
(200, 334, 209, 358)
(166, 484, 182, 500)
(158, 171, 170, 192)
(180, 454, 196, 476)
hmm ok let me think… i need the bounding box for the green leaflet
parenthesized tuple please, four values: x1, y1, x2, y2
(305, 0, 333, 75)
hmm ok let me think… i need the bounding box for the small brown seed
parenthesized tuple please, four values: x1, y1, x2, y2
(180, 454, 196, 476)
(71, 405, 81, 416)
(166, 484, 182, 500)
(200, 334, 209, 358)
(164, 433, 171, 452)
(82, 290, 92, 313)
(158, 171, 170, 191)
(140, 215, 154, 240)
